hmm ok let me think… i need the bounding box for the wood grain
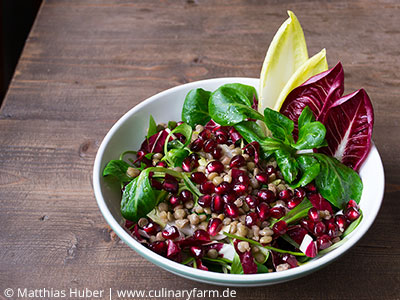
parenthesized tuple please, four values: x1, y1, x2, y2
(0, 0, 399, 299)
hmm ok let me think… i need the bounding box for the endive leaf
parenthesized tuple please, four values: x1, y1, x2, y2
(274, 49, 328, 111)
(259, 11, 308, 113)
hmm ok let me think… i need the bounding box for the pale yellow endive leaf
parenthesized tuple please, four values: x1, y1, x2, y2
(259, 11, 308, 113)
(274, 48, 328, 111)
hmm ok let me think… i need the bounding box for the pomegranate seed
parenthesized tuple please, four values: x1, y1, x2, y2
(327, 223, 339, 238)
(232, 183, 247, 195)
(211, 194, 224, 213)
(198, 195, 212, 207)
(150, 241, 167, 255)
(206, 161, 224, 173)
(287, 198, 302, 209)
(316, 234, 332, 250)
(335, 214, 349, 231)
(190, 138, 204, 152)
(193, 229, 210, 242)
(256, 202, 270, 220)
(294, 187, 306, 200)
(199, 181, 215, 194)
(156, 161, 167, 167)
(269, 206, 285, 219)
(272, 220, 288, 236)
(162, 226, 180, 240)
(190, 246, 204, 258)
(229, 155, 245, 168)
(163, 174, 179, 194)
(266, 166, 275, 175)
(345, 207, 360, 221)
(166, 240, 181, 258)
(215, 182, 231, 194)
(207, 218, 223, 236)
(245, 212, 258, 227)
(243, 145, 255, 156)
(212, 147, 223, 159)
(257, 189, 276, 203)
(143, 222, 159, 235)
(180, 190, 193, 203)
(222, 193, 235, 204)
(225, 203, 239, 218)
(182, 153, 199, 172)
(245, 195, 259, 208)
(151, 178, 163, 190)
(136, 150, 147, 160)
(305, 182, 317, 193)
(199, 129, 212, 140)
(300, 219, 315, 232)
(313, 221, 326, 236)
(216, 133, 228, 144)
(169, 195, 180, 207)
(234, 171, 249, 185)
(191, 172, 207, 184)
(255, 173, 269, 184)
(308, 208, 320, 222)
(346, 199, 359, 209)
(203, 139, 217, 153)
(278, 189, 293, 201)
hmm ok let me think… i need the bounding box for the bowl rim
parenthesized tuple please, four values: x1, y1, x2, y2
(93, 77, 385, 285)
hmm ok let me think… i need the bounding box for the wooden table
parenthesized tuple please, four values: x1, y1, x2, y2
(1, 1, 399, 299)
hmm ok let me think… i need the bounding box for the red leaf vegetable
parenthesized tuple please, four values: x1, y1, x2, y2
(233, 240, 258, 274)
(280, 62, 374, 171)
(140, 130, 171, 153)
(319, 89, 374, 171)
(307, 193, 333, 214)
(280, 62, 344, 138)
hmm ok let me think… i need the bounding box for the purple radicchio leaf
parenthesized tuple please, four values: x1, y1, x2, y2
(319, 89, 374, 171)
(280, 62, 344, 138)
(233, 240, 257, 274)
(286, 225, 308, 245)
(271, 251, 298, 270)
(204, 119, 221, 131)
(251, 95, 259, 111)
(140, 129, 171, 153)
(242, 141, 261, 164)
(308, 193, 333, 213)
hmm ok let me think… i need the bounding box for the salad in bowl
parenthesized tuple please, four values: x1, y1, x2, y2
(97, 11, 379, 278)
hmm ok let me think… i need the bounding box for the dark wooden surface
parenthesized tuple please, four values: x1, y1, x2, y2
(0, 0, 399, 299)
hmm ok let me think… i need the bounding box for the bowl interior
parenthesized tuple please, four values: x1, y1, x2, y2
(93, 78, 384, 286)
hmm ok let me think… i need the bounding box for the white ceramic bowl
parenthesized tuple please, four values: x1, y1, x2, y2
(93, 78, 384, 286)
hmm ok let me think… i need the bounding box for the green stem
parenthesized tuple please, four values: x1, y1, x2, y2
(223, 232, 306, 256)
(119, 150, 137, 161)
(182, 257, 195, 265)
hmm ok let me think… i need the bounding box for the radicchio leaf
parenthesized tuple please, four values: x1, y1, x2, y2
(286, 225, 307, 245)
(280, 62, 344, 137)
(233, 240, 257, 274)
(307, 193, 333, 213)
(204, 119, 220, 131)
(319, 89, 374, 171)
(140, 130, 171, 153)
(242, 141, 261, 164)
(271, 251, 298, 270)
